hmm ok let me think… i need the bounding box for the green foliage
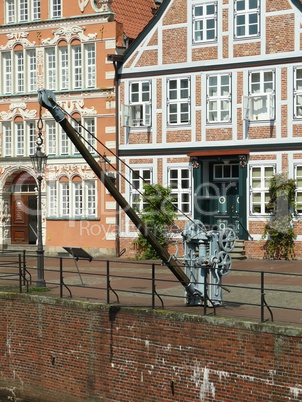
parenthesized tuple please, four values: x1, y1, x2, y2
(262, 173, 296, 260)
(133, 183, 177, 260)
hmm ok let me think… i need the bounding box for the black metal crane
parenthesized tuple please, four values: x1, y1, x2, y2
(38, 89, 196, 296)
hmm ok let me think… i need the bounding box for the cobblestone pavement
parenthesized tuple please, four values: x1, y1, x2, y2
(0, 254, 301, 326)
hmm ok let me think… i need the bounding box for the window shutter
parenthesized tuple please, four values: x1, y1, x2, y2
(123, 105, 130, 126)
(144, 104, 151, 126)
(268, 93, 275, 120)
(242, 96, 250, 120)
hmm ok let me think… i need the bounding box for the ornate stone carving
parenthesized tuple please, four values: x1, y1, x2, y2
(42, 25, 97, 45)
(0, 32, 36, 50)
(0, 104, 37, 121)
(238, 155, 248, 168)
(42, 99, 96, 118)
(78, 0, 90, 12)
(92, 0, 113, 12)
(47, 164, 95, 181)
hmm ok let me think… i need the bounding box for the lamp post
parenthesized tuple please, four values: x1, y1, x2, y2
(30, 131, 47, 287)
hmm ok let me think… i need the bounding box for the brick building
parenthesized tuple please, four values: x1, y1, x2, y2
(0, 0, 156, 256)
(113, 0, 302, 259)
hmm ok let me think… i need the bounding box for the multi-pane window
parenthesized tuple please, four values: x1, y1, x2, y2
(47, 182, 57, 216)
(250, 165, 275, 214)
(234, 0, 260, 38)
(86, 182, 96, 216)
(61, 183, 70, 216)
(294, 67, 302, 119)
(168, 167, 192, 214)
(295, 166, 302, 214)
(124, 81, 151, 127)
(207, 74, 231, 123)
(167, 77, 190, 125)
(193, 3, 217, 43)
(243, 70, 275, 121)
(73, 46, 82, 89)
(3, 121, 36, 157)
(0, 49, 36, 94)
(5, 0, 40, 23)
(86, 45, 96, 88)
(47, 180, 96, 218)
(28, 50, 36, 92)
(130, 169, 152, 212)
(52, 0, 62, 18)
(73, 182, 83, 216)
(85, 118, 96, 153)
(45, 44, 96, 90)
(46, 118, 96, 156)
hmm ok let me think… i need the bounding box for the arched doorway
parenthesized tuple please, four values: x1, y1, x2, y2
(11, 172, 37, 244)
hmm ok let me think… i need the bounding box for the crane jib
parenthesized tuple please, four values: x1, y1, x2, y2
(37, 89, 192, 291)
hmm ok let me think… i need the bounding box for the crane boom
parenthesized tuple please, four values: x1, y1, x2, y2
(38, 89, 195, 293)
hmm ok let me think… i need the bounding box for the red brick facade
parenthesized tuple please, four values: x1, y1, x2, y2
(1, 294, 302, 401)
(117, 0, 302, 260)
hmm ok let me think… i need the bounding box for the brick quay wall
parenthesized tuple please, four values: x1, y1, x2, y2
(0, 293, 302, 402)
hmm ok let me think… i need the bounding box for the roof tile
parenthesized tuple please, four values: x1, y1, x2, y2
(111, 0, 157, 40)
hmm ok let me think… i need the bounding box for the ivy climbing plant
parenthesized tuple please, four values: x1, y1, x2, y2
(262, 173, 296, 260)
(133, 183, 177, 260)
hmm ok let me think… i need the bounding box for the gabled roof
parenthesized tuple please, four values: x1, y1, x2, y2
(111, 0, 157, 40)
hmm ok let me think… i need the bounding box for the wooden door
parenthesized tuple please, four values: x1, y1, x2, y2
(11, 194, 29, 243)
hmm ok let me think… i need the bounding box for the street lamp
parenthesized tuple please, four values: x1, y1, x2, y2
(30, 131, 47, 287)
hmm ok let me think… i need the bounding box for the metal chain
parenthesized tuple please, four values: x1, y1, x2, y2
(37, 104, 43, 132)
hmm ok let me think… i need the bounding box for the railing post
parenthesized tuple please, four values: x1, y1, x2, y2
(261, 271, 264, 322)
(60, 257, 63, 298)
(106, 260, 110, 304)
(22, 250, 26, 286)
(203, 268, 208, 316)
(19, 253, 22, 293)
(152, 263, 155, 309)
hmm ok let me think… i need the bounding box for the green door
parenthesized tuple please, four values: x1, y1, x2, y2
(214, 182, 239, 234)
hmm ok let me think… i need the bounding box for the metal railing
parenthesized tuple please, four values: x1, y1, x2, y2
(0, 250, 301, 325)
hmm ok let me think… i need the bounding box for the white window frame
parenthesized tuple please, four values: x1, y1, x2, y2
(167, 77, 191, 126)
(46, 117, 96, 156)
(60, 182, 70, 216)
(250, 165, 275, 215)
(168, 167, 192, 215)
(0, 49, 36, 94)
(45, 48, 56, 90)
(207, 73, 231, 123)
(2, 120, 37, 157)
(130, 168, 152, 212)
(47, 182, 57, 216)
(3, 123, 12, 156)
(51, 0, 62, 18)
(192, 2, 217, 43)
(295, 165, 302, 214)
(73, 182, 83, 217)
(86, 181, 96, 216)
(45, 43, 96, 91)
(243, 70, 275, 121)
(47, 179, 97, 218)
(124, 81, 151, 127)
(234, 0, 260, 39)
(294, 67, 302, 119)
(5, 0, 40, 23)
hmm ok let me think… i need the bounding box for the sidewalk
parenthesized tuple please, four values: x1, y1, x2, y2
(0, 254, 301, 326)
